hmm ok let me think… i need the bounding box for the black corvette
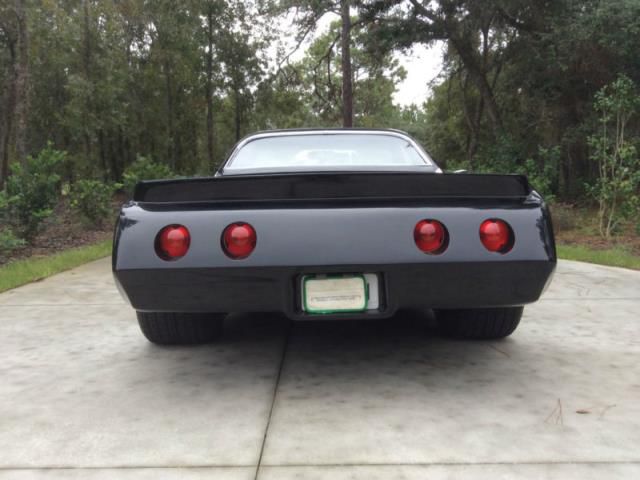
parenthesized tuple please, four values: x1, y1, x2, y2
(112, 129, 556, 345)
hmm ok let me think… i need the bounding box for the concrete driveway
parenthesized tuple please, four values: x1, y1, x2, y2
(1, 258, 639, 479)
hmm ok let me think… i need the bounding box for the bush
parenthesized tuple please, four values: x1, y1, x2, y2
(69, 180, 116, 226)
(519, 147, 560, 202)
(122, 156, 175, 195)
(0, 228, 26, 257)
(475, 135, 522, 174)
(477, 137, 559, 202)
(1, 144, 65, 239)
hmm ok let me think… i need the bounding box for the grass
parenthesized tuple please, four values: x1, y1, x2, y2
(0, 239, 112, 293)
(557, 244, 640, 270)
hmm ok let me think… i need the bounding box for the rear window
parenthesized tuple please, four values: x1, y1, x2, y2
(224, 133, 431, 172)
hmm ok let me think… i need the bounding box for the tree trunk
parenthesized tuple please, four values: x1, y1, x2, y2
(234, 87, 241, 142)
(115, 127, 125, 180)
(98, 128, 107, 180)
(0, 90, 13, 184)
(164, 60, 175, 169)
(0, 40, 16, 184)
(340, 0, 353, 128)
(82, 0, 92, 170)
(459, 74, 484, 167)
(450, 36, 503, 134)
(205, 6, 215, 169)
(13, 0, 29, 165)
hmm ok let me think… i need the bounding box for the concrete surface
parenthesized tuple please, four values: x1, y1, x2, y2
(0, 258, 639, 479)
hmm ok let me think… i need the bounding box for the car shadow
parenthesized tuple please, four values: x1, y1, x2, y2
(132, 309, 575, 437)
(150, 309, 532, 397)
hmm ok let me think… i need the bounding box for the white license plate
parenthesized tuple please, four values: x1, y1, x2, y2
(302, 275, 368, 314)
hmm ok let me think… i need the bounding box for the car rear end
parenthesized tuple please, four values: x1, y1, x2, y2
(112, 172, 556, 322)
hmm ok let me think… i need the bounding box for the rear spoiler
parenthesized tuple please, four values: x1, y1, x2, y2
(133, 172, 532, 204)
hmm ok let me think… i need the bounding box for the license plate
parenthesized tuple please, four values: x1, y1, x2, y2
(302, 275, 368, 314)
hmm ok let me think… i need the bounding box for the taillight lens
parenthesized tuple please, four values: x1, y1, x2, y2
(414, 219, 448, 254)
(155, 225, 190, 260)
(479, 219, 514, 253)
(222, 222, 257, 259)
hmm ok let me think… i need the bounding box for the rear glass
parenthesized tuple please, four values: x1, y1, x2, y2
(225, 134, 431, 172)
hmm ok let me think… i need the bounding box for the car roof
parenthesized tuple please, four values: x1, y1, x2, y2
(237, 128, 416, 143)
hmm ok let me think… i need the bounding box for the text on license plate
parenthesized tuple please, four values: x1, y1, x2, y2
(302, 275, 368, 313)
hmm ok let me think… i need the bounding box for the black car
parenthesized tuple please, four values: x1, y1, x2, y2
(112, 129, 556, 345)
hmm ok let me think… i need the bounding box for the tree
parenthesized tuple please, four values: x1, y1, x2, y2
(587, 75, 640, 238)
(217, 4, 265, 143)
(204, 2, 217, 168)
(281, 19, 405, 127)
(0, 0, 30, 184)
(0, 2, 17, 184)
(340, 0, 353, 127)
(275, 0, 357, 127)
(6, 0, 638, 216)
(18, 0, 270, 178)
(365, 0, 640, 200)
(13, 0, 29, 166)
(363, 0, 556, 135)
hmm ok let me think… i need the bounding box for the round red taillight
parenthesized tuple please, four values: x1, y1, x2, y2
(222, 222, 257, 259)
(479, 219, 514, 253)
(155, 225, 190, 260)
(414, 219, 448, 254)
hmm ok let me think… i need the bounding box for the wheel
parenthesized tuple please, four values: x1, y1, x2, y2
(136, 311, 225, 345)
(435, 307, 523, 340)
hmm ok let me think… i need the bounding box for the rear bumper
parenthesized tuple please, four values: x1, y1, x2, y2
(114, 260, 556, 319)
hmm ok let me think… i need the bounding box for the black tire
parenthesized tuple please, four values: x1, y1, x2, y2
(435, 307, 523, 340)
(137, 311, 225, 345)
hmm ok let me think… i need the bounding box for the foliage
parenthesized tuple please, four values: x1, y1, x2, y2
(1, 0, 639, 235)
(69, 180, 116, 226)
(0, 228, 26, 257)
(520, 147, 561, 202)
(586, 75, 640, 238)
(253, 17, 406, 130)
(1, 144, 65, 239)
(458, 136, 559, 201)
(0, 0, 275, 181)
(0, 239, 112, 293)
(372, 0, 640, 202)
(122, 156, 175, 195)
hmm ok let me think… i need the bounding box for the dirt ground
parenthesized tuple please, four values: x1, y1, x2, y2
(552, 203, 640, 255)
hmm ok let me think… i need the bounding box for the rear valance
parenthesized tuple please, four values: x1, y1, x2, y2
(134, 172, 532, 204)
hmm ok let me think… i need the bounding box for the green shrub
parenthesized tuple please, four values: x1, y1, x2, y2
(519, 147, 560, 202)
(478, 138, 559, 202)
(1, 144, 65, 239)
(0, 228, 26, 257)
(69, 180, 115, 226)
(477, 135, 522, 174)
(122, 155, 175, 195)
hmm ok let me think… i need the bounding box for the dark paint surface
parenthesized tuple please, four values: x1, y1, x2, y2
(134, 171, 531, 203)
(113, 191, 556, 317)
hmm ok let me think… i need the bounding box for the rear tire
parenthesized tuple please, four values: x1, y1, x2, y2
(435, 307, 523, 340)
(137, 311, 225, 345)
